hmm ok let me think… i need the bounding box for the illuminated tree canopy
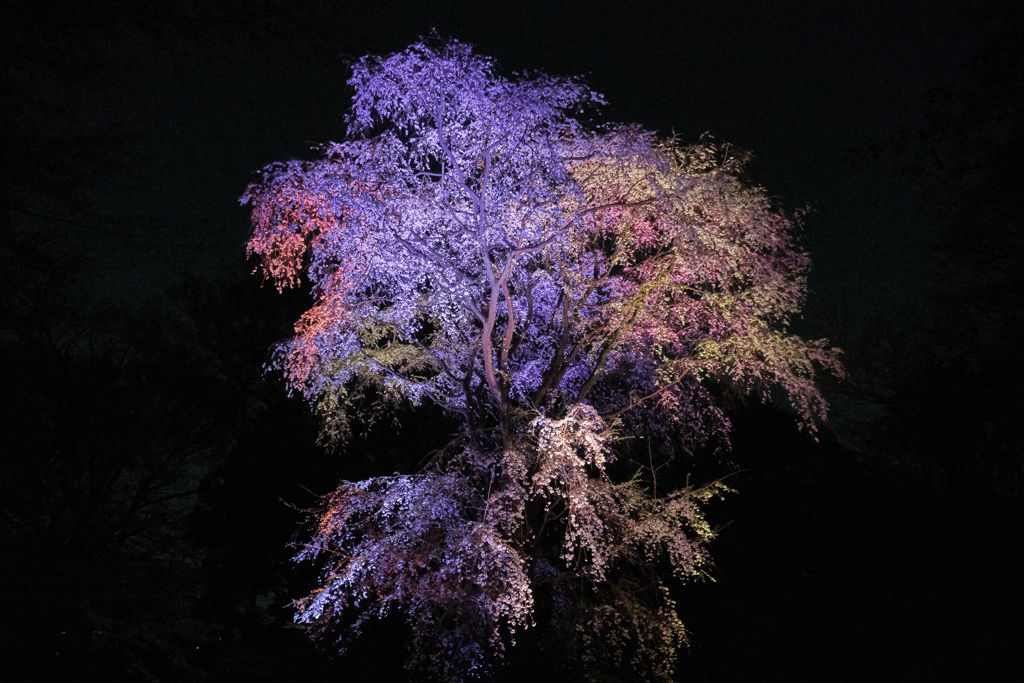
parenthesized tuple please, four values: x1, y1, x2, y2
(243, 39, 841, 681)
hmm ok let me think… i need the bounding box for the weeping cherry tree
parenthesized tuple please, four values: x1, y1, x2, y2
(242, 39, 842, 681)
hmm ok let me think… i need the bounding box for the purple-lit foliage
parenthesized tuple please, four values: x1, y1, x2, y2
(244, 40, 841, 681)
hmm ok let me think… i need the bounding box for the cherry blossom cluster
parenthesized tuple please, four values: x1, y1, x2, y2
(244, 39, 841, 681)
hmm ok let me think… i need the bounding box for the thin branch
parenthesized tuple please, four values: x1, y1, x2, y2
(599, 366, 697, 421)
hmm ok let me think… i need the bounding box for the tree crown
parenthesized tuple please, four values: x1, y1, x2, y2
(243, 39, 841, 681)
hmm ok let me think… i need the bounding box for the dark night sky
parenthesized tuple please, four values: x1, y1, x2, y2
(80, 0, 979, 335)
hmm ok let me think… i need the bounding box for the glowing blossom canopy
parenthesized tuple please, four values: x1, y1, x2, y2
(243, 39, 841, 681)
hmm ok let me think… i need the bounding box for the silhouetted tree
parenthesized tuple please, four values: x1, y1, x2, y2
(847, 3, 1023, 499)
